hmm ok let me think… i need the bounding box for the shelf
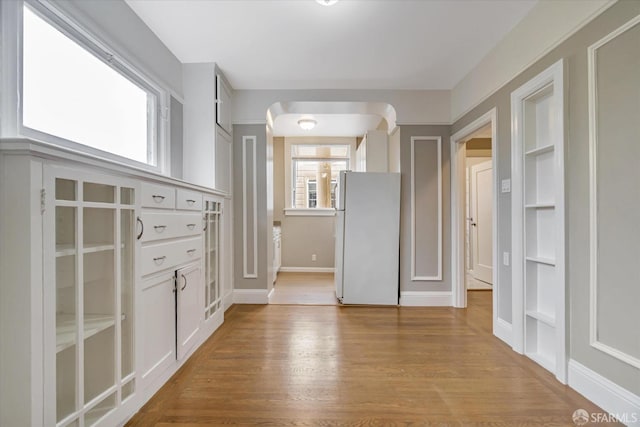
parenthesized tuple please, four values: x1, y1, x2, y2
(56, 313, 124, 353)
(525, 143, 554, 156)
(526, 310, 556, 327)
(525, 256, 556, 266)
(525, 203, 555, 209)
(56, 243, 116, 257)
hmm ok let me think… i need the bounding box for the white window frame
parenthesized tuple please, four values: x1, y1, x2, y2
(284, 137, 356, 217)
(0, 0, 169, 174)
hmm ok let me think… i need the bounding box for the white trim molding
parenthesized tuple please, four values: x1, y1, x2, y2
(449, 108, 498, 316)
(279, 267, 335, 273)
(494, 318, 512, 346)
(410, 136, 442, 281)
(242, 136, 258, 279)
(233, 289, 269, 304)
(400, 291, 451, 307)
(588, 15, 640, 371)
(283, 208, 336, 217)
(568, 360, 640, 426)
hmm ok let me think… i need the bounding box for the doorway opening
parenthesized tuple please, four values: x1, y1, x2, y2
(265, 101, 398, 305)
(451, 108, 508, 344)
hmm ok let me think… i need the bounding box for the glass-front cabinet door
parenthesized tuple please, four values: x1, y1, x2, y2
(204, 198, 222, 320)
(44, 167, 138, 427)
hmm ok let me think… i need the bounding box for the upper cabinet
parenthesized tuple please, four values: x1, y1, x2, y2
(183, 63, 234, 192)
(216, 74, 233, 135)
(356, 130, 389, 172)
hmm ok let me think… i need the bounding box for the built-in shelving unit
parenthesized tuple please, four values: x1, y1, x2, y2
(51, 173, 137, 426)
(512, 59, 566, 383)
(204, 198, 222, 320)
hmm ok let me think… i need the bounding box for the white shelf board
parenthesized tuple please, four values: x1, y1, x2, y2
(56, 313, 124, 353)
(525, 143, 554, 156)
(525, 256, 556, 266)
(526, 310, 556, 327)
(56, 242, 116, 257)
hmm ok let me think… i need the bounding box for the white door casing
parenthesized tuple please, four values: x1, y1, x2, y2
(470, 160, 493, 284)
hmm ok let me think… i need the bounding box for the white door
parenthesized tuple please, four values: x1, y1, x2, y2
(176, 264, 202, 360)
(470, 160, 493, 284)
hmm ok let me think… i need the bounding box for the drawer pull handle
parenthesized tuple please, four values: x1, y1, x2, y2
(181, 274, 187, 291)
(186, 199, 196, 205)
(153, 256, 166, 264)
(203, 215, 208, 232)
(136, 217, 144, 240)
(152, 195, 165, 203)
(153, 225, 167, 233)
(186, 223, 196, 230)
(187, 249, 196, 255)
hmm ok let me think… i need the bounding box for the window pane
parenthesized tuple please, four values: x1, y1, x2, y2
(23, 6, 152, 164)
(293, 159, 347, 208)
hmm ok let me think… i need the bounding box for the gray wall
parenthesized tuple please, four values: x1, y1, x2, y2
(54, 0, 183, 97)
(399, 125, 452, 292)
(451, 0, 640, 395)
(233, 124, 269, 290)
(273, 137, 336, 269)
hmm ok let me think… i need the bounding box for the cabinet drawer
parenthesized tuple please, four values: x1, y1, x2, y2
(141, 183, 176, 209)
(176, 189, 203, 211)
(140, 212, 202, 242)
(141, 237, 203, 276)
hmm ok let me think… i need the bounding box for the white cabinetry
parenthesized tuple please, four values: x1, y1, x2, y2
(356, 130, 388, 172)
(203, 197, 224, 335)
(511, 60, 566, 382)
(183, 63, 233, 195)
(0, 141, 231, 426)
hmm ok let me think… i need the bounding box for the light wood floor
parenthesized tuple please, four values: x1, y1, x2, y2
(127, 291, 616, 426)
(270, 272, 337, 305)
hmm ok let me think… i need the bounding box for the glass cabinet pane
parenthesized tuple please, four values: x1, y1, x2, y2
(121, 209, 135, 378)
(83, 182, 115, 203)
(56, 204, 78, 422)
(83, 207, 116, 403)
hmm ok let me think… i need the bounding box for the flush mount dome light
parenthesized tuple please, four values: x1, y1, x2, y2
(316, 0, 339, 6)
(298, 119, 317, 130)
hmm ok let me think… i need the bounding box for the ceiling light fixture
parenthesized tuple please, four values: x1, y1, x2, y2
(298, 119, 317, 130)
(316, 0, 339, 6)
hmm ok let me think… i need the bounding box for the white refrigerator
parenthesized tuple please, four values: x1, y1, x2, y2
(335, 171, 401, 305)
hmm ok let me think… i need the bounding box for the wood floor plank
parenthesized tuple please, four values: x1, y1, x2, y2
(127, 290, 620, 426)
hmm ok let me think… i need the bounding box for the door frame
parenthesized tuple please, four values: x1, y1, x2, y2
(450, 108, 505, 341)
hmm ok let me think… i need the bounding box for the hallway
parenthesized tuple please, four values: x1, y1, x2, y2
(126, 292, 614, 426)
(270, 272, 337, 305)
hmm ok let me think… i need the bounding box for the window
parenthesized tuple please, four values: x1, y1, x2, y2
(21, 3, 161, 167)
(306, 179, 338, 208)
(290, 144, 350, 209)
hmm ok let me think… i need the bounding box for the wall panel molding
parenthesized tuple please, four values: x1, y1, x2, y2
(588, 15, 640, 370)
(410, 136, 442, 281)
(242, 136, 258, 279)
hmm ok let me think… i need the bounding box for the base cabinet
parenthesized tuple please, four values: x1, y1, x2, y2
(0, 143, 231, 427)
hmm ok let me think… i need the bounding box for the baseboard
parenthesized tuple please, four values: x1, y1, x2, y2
(399, 291, 452, 306)
(568, 359, 640, 426)
(279, 267, 335, 273)
(223, 290, 234, 311)
(233, 289, 269, 304)
(494, 318, 512, 346)
(267, 287, 275, 303)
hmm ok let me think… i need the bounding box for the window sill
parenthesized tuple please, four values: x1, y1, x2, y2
(284, 208, 336, 217)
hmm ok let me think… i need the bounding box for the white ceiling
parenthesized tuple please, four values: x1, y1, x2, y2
(125, 0, 537, 90)
(273, 113, 383, 137)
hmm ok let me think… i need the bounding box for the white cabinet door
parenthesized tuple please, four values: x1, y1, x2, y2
(215, 128, 232, 195)
(140, 274, 176, 385)
(216, 74, 233, 134)
(176, 264, 202, 360)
